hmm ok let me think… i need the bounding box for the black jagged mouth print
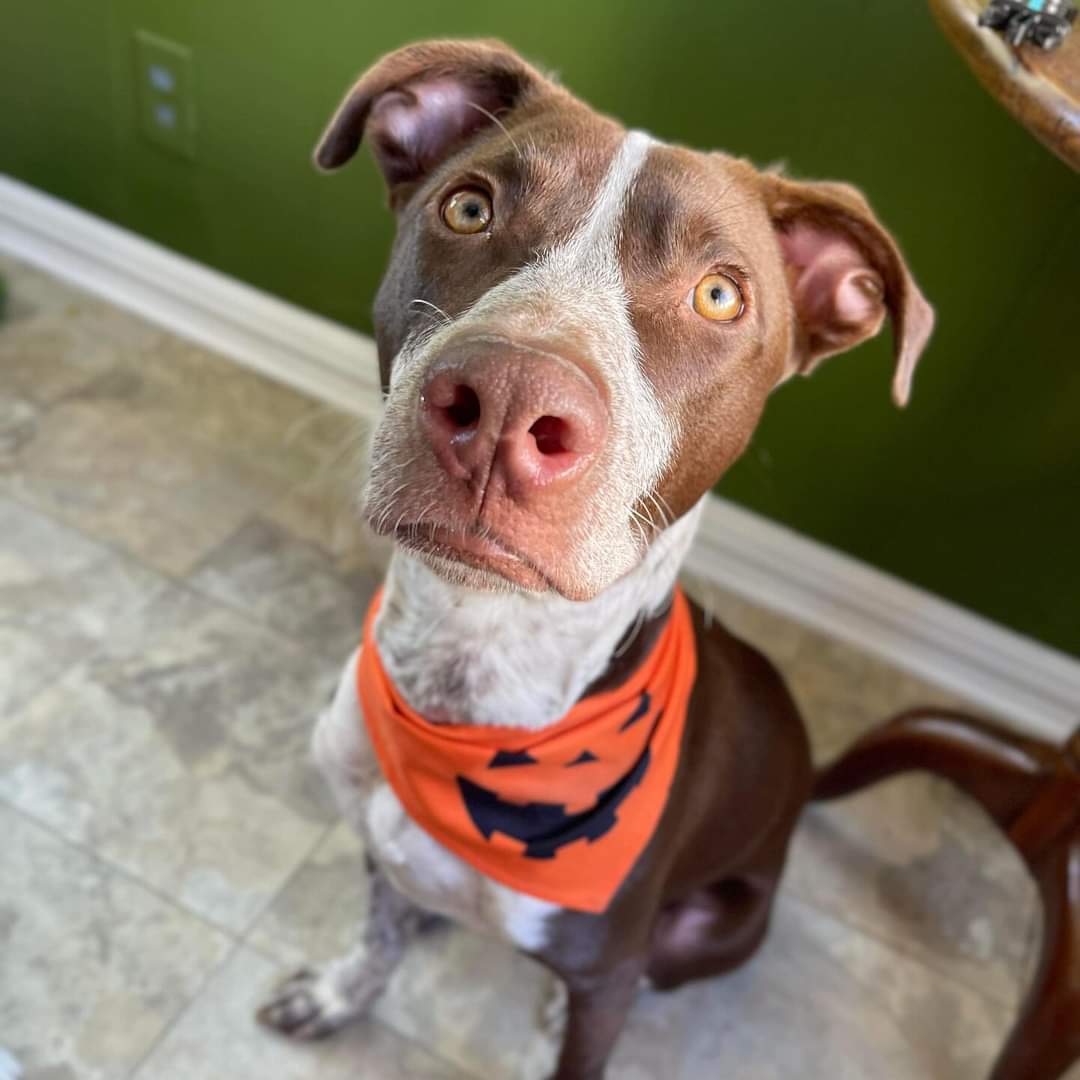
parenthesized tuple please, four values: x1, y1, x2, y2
(456, 706, 664, 860)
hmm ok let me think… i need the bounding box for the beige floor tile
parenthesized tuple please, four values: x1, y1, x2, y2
(264, 464, 391, 579)
(0, 254, 155, 334)
(1, 252, 91, 317)
(373, 926, 558, 1080)
(0, 256, 165, 409)
(785, 779, 1038, 1009)
(0, 495, 165, 717)
(0, 804, 232, 1080)
(94, 334, 362, 485)
(0, 253, 359, 484)
(785, 632, 980, 764)
(188, 516, 379, 663)
(0, 584, 338, 933)
(247, 821, 369, 969)
(0, 397, 286, 576)
(610, 894, 1012, 1080)
(133, 946, 471, 1080)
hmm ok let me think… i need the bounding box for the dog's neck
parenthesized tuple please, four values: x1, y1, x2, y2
(372, 500, 704, 730)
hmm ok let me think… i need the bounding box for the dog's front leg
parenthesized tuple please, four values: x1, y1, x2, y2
(257, 860, 423, 1039)
(549, 956, 645, 1080)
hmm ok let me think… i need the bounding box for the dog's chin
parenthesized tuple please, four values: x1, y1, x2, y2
(411, 550, 535, 595)
(385, 521, 608, 600)
(392, 523, 555, 593)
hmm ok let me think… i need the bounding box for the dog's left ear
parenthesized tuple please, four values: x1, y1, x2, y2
(763, 175, 934, 407)
(315, 39, 546, 199)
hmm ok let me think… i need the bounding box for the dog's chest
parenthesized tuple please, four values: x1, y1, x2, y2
(363, 780, 557, 951)
(313, 650, 559, 954)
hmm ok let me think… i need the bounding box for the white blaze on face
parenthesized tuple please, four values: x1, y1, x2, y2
(372, 130, 676, 596)
(465, 128, 673, 500)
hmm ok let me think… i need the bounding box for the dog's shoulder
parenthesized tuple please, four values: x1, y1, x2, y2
(680, 595, 812, 798)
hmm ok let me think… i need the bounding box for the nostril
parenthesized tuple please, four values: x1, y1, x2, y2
(529, 415, 571, 456)
(442, 385, 481, 430)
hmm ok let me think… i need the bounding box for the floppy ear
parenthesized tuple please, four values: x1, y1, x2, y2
(763, 175, 934, 407)
(315, 39, 546, 196)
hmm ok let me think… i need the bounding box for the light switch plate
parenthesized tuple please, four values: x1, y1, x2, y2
(134, 30, 196, 159)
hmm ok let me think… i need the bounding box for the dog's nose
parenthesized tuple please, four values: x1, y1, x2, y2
(420, 349, 608, 496)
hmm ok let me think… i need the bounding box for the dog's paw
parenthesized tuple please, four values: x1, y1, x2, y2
(256, 967, 370, 1041)
(0, 1048, 23, 1080)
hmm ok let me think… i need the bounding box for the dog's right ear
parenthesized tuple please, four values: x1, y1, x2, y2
(315, 40, 545, 196)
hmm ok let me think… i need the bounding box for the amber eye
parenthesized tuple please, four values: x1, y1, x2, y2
(441, 188, 493, 235)
(691, 273, 744, 321)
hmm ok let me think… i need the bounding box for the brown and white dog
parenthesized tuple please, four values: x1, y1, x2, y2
(257, 40, 934, 1079)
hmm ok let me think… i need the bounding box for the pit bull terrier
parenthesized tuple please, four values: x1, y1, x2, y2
(257, 39, 934, 1079)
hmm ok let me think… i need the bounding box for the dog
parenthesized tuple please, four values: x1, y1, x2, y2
(256, 39, 934, 1079)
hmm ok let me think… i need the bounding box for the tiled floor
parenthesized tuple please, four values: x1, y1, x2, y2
(0, 253, 1045, 1079)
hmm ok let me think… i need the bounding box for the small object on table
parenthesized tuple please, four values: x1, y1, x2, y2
(930, 0, 1080, 170)
(979, 0, 1077, 51)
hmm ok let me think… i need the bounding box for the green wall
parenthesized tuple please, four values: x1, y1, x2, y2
(3, 1, 1078, 656)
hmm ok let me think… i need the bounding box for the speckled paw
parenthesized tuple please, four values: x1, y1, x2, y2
(255, 967, 368, 1041)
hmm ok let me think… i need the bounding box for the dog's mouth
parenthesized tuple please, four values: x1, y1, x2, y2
(391, 522, 555, 592)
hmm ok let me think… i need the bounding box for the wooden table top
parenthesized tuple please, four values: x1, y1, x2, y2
(930, 0, 1080, 170)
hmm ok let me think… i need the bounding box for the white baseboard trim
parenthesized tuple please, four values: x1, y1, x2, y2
(0, 175, 383, 418)
(682, 500, 1077, 743)
(3, 174, 1077, 743)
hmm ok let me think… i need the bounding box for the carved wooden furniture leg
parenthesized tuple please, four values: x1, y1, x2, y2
(815, 709, 1080, 1080)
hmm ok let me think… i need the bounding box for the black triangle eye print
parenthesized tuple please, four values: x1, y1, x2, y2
(565, 749, 599, 767)
(619, 690, 651, 731)
(487, 749, 539, 768)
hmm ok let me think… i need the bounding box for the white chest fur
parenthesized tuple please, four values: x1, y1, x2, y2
(311, 649, 559, 952)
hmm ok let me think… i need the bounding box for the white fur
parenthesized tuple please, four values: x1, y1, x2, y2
(375, 500, 703, 728)
(312, 649, 561, 952)
(366, 130, 674, 598)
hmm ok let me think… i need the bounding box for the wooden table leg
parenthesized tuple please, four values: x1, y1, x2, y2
(816, 712, 1080, 1080)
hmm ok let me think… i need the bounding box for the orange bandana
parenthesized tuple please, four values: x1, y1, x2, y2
(357, 587, 697, 913)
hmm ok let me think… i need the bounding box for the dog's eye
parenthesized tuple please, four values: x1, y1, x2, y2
(441, 188, 493, 235)
(691, 273, 744, 322)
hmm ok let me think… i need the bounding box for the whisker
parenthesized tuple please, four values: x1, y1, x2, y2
(409, 298, 453, 325)
(614, 608, 647, 657)
(464, 101, 522, 160)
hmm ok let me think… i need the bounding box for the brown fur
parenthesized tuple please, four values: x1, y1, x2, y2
(298, 40, 936, 1079)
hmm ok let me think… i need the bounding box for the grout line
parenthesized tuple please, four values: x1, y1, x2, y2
(235, 819, 336, 957)
(124, 938, 246, 1080)
(0, 484, 356, 667)
(0, 790, 242, 944)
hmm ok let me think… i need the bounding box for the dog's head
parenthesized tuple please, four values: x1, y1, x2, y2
(318, 40, 934, 601)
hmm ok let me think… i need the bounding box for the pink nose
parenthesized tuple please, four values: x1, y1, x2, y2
(420, 347, 608, 497)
